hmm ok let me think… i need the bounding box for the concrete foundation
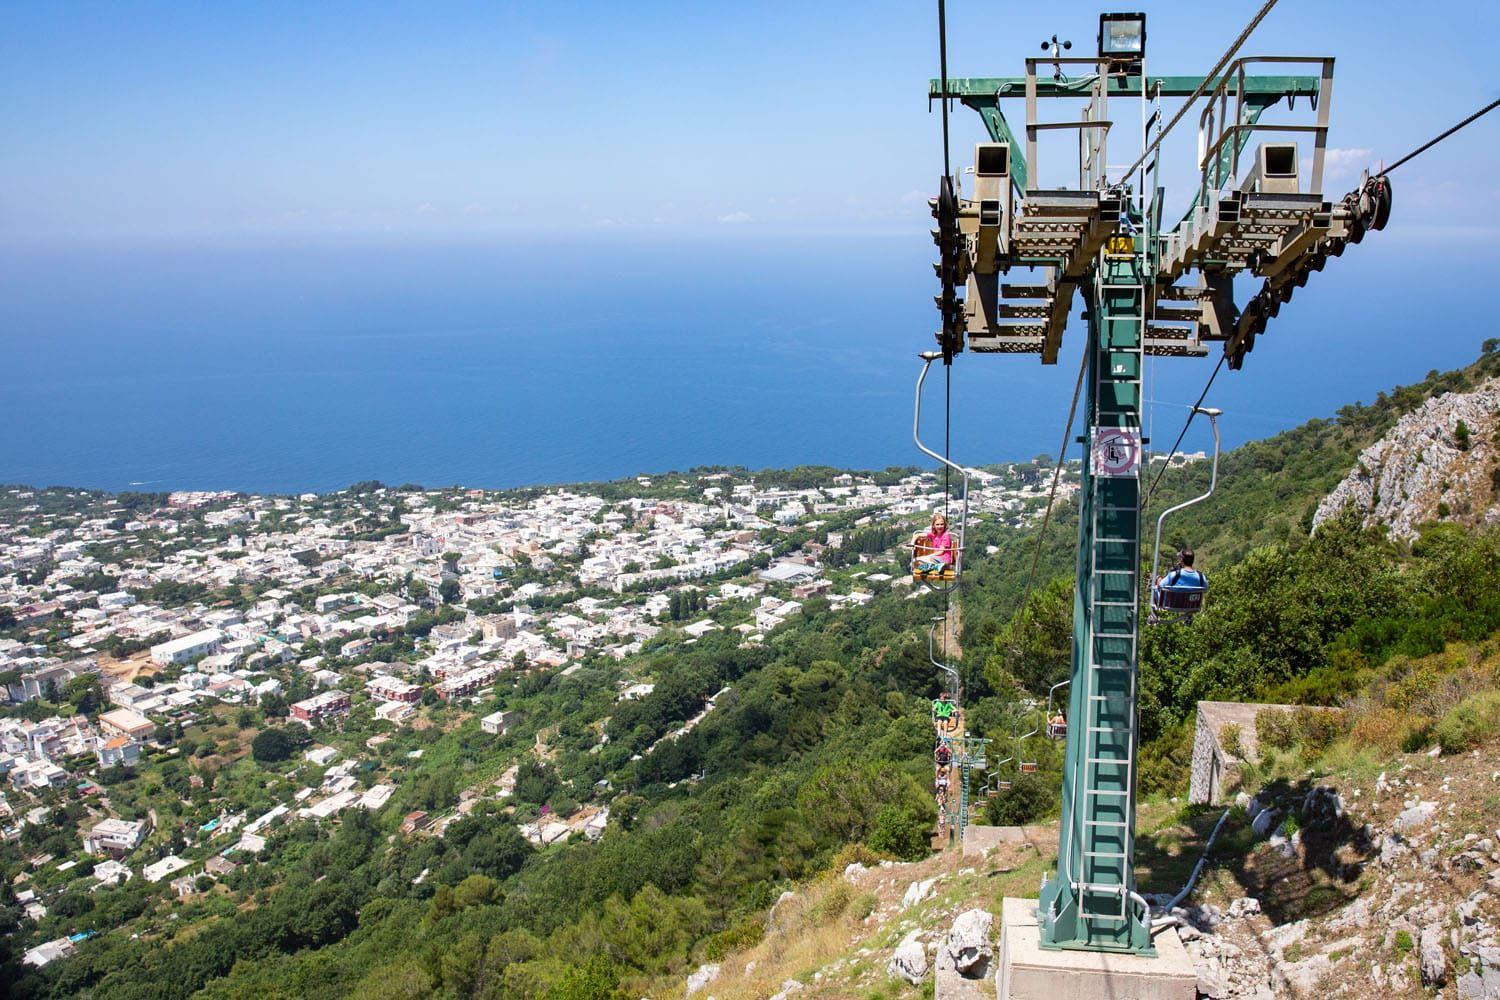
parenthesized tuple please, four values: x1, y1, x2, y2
(996, 898, 1198, 1000)
(960, 825, 1049, 857)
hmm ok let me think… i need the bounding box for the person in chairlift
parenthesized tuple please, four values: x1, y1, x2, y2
(1155, 547, 1207, 596)
(913, 512, 955, 573)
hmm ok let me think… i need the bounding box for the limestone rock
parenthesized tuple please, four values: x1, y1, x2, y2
(901, 877, 938, 909)
(1302, 785, 1343, 823)
(843, 862, 866, 880)
(685, 964, 720, 997)
(1394, 801, 1438, 833)
(1421, 925, 1449, 986)
(768, 979, 804, 1000)
(1273, 953, 1332, 994)
(887, 930, 929, 985)
(1313, 376, 1500, 540)
(940, 908, 994, 977)
(1228, 897, 1262, 919)
(1251, 808, 1281, 838)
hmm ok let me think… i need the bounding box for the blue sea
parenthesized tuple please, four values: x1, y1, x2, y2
(0, 233, 1476, 495)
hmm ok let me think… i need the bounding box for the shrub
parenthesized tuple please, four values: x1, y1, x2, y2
(851, 892, 878, 921)
(703, 919, 765, 961)
(1350, 707, 1411, 755)
(1256, 709, 1297, 753)
(828, 842, 887, 874)
(1394, 929, 1414, 953)
(1293, 707, 1346, 756)
(1434, 690, 1500, 754)
(811, 881, 853, 924)
(1400, 720, 1435, 753)
(1219, 723, 1245, 760)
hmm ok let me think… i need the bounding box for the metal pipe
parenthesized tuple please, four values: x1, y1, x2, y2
(1162, 807, 1233, 914)
(1150, 407, 1221, 585)
(928, 616, 962, 700)
(914, 354, 972, 589)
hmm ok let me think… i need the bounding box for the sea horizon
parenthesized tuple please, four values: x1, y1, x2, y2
(2, 235, 1479, 495)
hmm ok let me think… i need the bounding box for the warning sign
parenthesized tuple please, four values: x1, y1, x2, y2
(1092, 427, 1141, 478)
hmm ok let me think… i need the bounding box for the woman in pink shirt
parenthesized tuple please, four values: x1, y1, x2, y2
(913, 512, 956, 574)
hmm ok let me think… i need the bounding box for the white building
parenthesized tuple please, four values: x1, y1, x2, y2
(84, 818, 147, 856)
(142, 855, 191, 882)
(150, 628, 224, 666)
(480, 710, 516, 735)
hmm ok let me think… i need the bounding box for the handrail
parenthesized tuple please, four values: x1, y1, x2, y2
(1195, 56, 1332, 200)
(914, 352, 972, 594)
(928, 615, 962, 701)
(1150, 407, 1222, 587)
(1045, 679, 1070, 736)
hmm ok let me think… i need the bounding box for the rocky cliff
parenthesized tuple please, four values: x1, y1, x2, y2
(1314, 377, 1500, 540)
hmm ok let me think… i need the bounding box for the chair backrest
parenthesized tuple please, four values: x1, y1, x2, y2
(1157, 588, 1204, 612)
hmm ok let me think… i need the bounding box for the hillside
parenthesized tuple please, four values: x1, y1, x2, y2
(1315, 375, 1500, 540)
(3, 349, 1500, 1000)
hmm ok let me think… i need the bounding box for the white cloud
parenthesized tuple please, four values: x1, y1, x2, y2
(716, 210, 753, 224)
(1323, 147, 1373, 178)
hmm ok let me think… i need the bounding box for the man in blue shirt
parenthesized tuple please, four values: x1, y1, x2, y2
(1153, 548, 1207, 622)
(1161, 548, 1206, 590)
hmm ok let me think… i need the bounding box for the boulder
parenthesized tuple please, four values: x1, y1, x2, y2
(1228, 897, 1262, 919)
(901, 877, 938, 908)
(1394, 800, 1438, 833)
(685, 964, 720, 997)
(1251, 808, 1281, 838)
(887, 930, 928, 985)
(768, 980, 804, 1000)
(1421, 925, 1449, 986)
(1302, 785, 1343, 823)
(843, 862, 866, 880)
(1273, 953, 1332, 994)
(1379, 834, 1408, 867)
(942, 908, 994, 976)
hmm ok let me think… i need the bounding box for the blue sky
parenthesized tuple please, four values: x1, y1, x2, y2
(3, 1, 1496, 247)
(3, 1, 1498, 494)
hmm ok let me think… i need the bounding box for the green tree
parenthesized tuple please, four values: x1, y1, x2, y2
(251, 727, 295, 763)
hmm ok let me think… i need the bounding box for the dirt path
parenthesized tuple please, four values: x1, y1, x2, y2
(944, 603, 963, 660)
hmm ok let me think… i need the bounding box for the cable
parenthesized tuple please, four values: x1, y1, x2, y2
(1380, 97, 1500, 176)
(937, 0, 953, 181)
(1145, 354, 1225, 503)
(1013, 345, 1089, 632)
(1111, 0, 1280, 186)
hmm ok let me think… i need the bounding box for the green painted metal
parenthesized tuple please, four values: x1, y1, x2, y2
(1037, 246, 1152, 954)
(931, 74, 1321, 100)
(957, 736, 989, 843)
(934, 60, 1332, 957)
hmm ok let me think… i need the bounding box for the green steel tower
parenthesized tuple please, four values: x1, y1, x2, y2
(924, 15, 1385, 954)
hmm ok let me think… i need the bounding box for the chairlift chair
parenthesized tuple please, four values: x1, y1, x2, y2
(1148, 407, 1223, 625)
(1044, 679, 1070, 741)
(912, 353, 975, 591)
(1015, 708, 1041, 775)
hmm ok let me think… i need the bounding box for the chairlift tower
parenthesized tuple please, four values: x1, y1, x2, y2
(927, 14, 1382, 956)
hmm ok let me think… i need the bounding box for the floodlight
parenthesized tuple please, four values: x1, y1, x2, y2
(1098, 12, 1146, 60)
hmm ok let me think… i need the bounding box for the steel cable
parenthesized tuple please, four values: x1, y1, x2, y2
(1379, 97, 1500, 176)
(1111, 0, 1280, 187)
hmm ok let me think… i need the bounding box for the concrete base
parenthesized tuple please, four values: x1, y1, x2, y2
(960, 825, 1049, 857)
(996, 898, 1198, 1000)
